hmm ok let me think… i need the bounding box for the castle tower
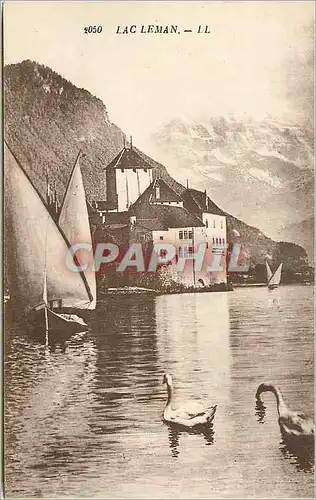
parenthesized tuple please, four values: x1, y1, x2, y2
(104, 138, 153, 212)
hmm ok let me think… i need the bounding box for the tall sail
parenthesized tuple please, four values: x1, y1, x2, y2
(58, 153, 96, 309)
(269, 263, 283, 287)
(266, 261, 273, 282)
(4, 142, 92, 311)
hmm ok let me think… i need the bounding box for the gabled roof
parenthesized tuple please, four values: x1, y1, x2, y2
(106, 223, 128, 230)
(129, 181, 204, 230)
(102, 212, 129, 225)
(157, 206, 204, 229)
(93, 200, 116, 211)
(150, 178, 182, 203)
(135, 219, 166, 231)
(182, 188, 226, 216)
(104, 146, 154, 171)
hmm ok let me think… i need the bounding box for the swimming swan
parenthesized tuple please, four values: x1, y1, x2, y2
(163, 374, 217, 428)
(256, 382, 314, 439)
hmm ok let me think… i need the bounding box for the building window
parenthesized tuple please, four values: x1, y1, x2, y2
(223, 238, 225, 246)
(184, 230, 188, 239)
(179, 230, 183, 239)
(213, 220, 216, 228)
(219, 238, 222, 245)
(160, 235, 164, 241)
(221, 220, 224, 229)
(121, 168, 124, 173)
(155, 185, 160, 200)
(216, 238, 218, 245)
(188, 230, 193, 239)
(206, 242, 209, 249)
(205, 219, 209, 228)
(133, 168, 136, 173)
(212, 237, 215, 244)
(144, 169, 147, 173)
(179, 246, 193, 258)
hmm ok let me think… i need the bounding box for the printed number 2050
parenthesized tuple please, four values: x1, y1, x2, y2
(84, 26, 103, 34)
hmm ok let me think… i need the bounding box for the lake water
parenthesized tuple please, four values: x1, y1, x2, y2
(4, 285, 314, 498)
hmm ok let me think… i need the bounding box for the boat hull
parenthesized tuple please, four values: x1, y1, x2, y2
(27, 307, 88, 335)
(268, 284, 279, 290)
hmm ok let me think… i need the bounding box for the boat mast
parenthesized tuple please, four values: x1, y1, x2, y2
(192, 226, 196, 287)
(43, 270, 49, 343)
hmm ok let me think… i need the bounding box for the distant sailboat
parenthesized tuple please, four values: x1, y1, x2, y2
(266, 261, 283, 290)
(266, 261, 273, 283)
(4, 142, 95, 338)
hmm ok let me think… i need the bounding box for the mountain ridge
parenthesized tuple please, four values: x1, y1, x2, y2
(276, 217, 314, 263)
(149, 115, 313, 250)
(4, 60, 310, 270)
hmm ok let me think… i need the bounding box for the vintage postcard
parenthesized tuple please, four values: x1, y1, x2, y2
(2, 1, 314, 498)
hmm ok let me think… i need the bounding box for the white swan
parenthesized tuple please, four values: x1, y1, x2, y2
(256, 382, 314, 439)
(163, 374, 217, 428)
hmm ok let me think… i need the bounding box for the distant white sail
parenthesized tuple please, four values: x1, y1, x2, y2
(4, 142, 92, 311)
(266, 261, 273, 282)
(268, 263, 283, 288)
(58, 152, 96, 309)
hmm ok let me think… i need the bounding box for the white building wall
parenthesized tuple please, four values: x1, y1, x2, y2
(116, 170, 128, 212)
(152, 227, 194, 287)
(202, 213, 227, 248)
(152, 227, 193, 251)
(127, 170, 139, 207)
(201, 213, 227, 284)
(116, 168, 152, 212)
(138, 169, 152, 195)
(151, 214, 227, 287)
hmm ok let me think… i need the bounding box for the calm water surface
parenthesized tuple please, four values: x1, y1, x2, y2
(5, 285, 314, 498)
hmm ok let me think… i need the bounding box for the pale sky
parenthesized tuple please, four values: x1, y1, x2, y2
(4, 1, 314, 151)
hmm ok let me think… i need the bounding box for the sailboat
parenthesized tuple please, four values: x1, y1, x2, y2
(266, 261, 283, 290)
(4, 142, 95, 338)
(58, 151, 96, 309)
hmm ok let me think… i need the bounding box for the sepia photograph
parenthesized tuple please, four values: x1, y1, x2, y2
(2, 1, 314, 498)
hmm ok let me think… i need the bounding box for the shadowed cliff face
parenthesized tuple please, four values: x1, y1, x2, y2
(276, 217, 314, 264)
(4, 60, 309, 269)
(4, 59, 174, 204)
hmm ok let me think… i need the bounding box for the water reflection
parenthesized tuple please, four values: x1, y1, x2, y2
(279, 436, 314, 473)
(5, 286, 314, 498)
(155, 292, 231, 403)
(156, 292, 231, 460)
(254, 397, 314, 472)
(166, 423, 215, 458)
(88, 296, 161, 438)
(255, 399, 267, 424)
(5, 329, 99, 491)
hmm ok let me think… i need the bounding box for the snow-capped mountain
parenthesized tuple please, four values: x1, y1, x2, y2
(150, 115, 313, 253)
